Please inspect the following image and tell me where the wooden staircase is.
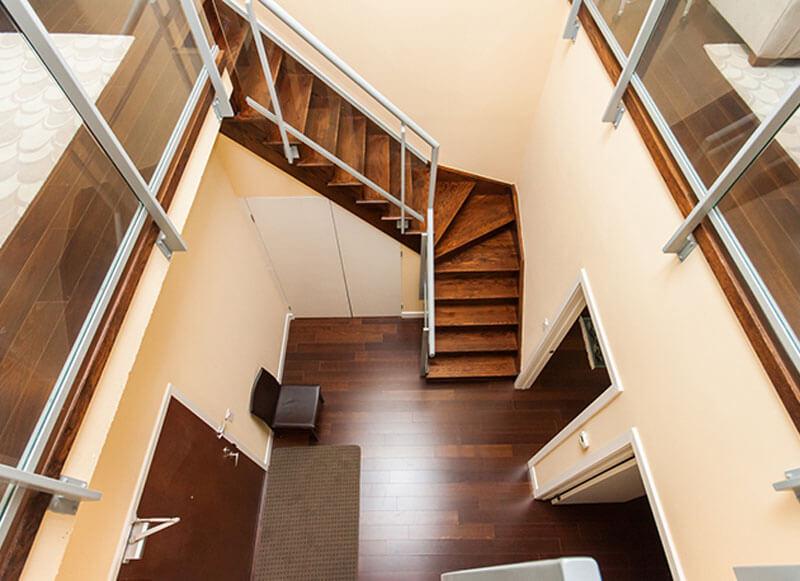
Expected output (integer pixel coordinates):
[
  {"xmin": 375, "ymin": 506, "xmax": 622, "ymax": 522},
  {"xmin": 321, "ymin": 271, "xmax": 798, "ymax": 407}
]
[
  {"xmin": 427, "ymin": 174, "xmax": 521, "ymax": 379},
  {"xmin": 216, "ymin": 7, "xmax": 522, "ymax": 380}
]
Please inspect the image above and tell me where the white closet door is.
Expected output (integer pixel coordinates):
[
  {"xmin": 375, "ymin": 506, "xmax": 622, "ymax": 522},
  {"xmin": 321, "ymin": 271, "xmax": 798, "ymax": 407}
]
[
  {"xmin": 331, "ymin": 203, "xmax": 401, "ymax": 316},
  {"xmin": 247, "ymin": 197, "xmax": 350, "ymax": 317}
]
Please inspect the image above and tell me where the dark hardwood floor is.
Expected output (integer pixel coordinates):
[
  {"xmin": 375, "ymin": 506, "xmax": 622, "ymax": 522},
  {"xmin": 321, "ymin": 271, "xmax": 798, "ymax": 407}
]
[{"xmin": 276, "ymin": 317, "xmax": 671, "ymax": 581}]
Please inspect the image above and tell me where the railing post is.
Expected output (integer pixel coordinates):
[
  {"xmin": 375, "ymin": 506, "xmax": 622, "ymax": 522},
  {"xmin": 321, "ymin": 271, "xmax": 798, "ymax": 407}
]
[
  {"xmin": 426, "ymin": 145, "xmax": 438, "ymax": 358},
  {"xmin": 245, "ymin": 0, "xmax": 298, "ymax": 163},
  {"xmin": 427, "ymin": 207, "xmax": 435, "ymax": 358},
  {"xmin": 178, "ymin": 0, "xmax": 234, "ymax": 119},
  {"xmin": 601, "ymin": 0, "xmax": 666, "ymax": 127},
  {"xmin": 563, "ymin": 0, "xmax": 584, "ymax": 41},
  {"xmin": 3, "ymin": 0, "xmax": 187, "ymax": 256},
  {"xmin": 0, "ymin": 464, "xmax": 101, "ymax": 515},
  {"xmin": 663, "ymin": 79, "xmax": 800, "ymax": 259},
  {"xmin": 400, "ymin": 124, "xmax": 407, "ymax": 234}
]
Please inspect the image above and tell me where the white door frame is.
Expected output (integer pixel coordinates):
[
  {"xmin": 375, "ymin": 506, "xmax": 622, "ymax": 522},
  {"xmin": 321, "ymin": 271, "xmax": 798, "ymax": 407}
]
[
  {"xmin": 517, "ymin": 269, "xmax": 623, "ymax": 464},
  {"xmin": 107, "ymin": 384, "xmax": 268, "ymax": 579},
  {"xmin": 529, "ymin": 428, "xmax": 685, "ymax": 580}
]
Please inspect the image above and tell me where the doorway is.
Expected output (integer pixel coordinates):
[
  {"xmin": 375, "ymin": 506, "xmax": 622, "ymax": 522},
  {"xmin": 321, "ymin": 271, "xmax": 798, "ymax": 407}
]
[
  {"xmin": 116, "ymin": 395, "xmax": 265, "ymax": 580},
  {"xmin": 531, "ymin": 307, "xmax": 611, "ymax": 441}
]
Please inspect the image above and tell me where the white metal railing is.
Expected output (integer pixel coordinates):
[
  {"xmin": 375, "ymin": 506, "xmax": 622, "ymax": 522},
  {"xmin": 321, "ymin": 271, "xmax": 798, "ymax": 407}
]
[
  {"xmin": 230, "ymin": 0, "xmax": 440, "ymax": 358},
  {"xmin": 565, "ymin": 0, "xmax": 800, "ymax": 372},
  {"xmin": 0, "ymin": 0, "xmax": 232, "ymax": 547}
]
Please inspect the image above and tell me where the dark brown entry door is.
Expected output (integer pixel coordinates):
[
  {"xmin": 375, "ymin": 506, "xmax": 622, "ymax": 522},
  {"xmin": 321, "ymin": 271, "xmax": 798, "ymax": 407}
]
[{"xmin": 118, "ymin": 398, "xmax": 265, "ymax": 580}]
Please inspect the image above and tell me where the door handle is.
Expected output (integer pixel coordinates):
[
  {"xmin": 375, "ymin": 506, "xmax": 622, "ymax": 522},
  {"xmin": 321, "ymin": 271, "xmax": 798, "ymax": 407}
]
[{"xmin": 223, "ymin": 446, "xmax": 239, "ymax": 467}]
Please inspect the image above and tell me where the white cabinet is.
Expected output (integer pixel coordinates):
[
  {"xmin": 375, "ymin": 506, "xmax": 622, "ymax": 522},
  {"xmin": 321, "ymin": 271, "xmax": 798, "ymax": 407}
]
[{"xmin": 247, "ymin": 196, "xmax": 401, "ymax": 317}]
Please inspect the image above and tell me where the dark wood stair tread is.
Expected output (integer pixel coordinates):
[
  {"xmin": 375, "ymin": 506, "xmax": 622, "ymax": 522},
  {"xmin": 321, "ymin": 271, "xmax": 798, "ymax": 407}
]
[
  {"xmin": 427, "ymin": 353, "xmax": 517, "ymax": 379},
  {"xmin": 297, "ymin": 94, "xmax": 341, "ymax": 167},
  {"xmin": 435, "ymin": 327, "xmax": 518, "ymax": 353},
  {"xmin": 237, "ymin": 40, "xmax": 283, "ymax": 118},
  {"xmin": 361, "ymin": 134, "xmax": 390, "ymax": 202},
  {"xmin": 329, "ymin": 115, "xmax": 367, "ymax": 186},
  {"xmin": 435, "ymin": 273, "xmax": 519, "ymax": 300},
  {"xmin": 435, "ymin": 192, "xmax": 515, "ymax": 258},
  {"xmin": 435, "ymin": 227, "xmax": 520, "ymax": 273},
  {"xmin": 436, "ymin": 302, "xmax": 518, "ymax": 326},
  {"xmin": 434, "ymin": 180, "xmax": 477, "ymax": 245},
  {"xmin": 264, "ymin": 72, "xmax": 314, "ymax": 144}
]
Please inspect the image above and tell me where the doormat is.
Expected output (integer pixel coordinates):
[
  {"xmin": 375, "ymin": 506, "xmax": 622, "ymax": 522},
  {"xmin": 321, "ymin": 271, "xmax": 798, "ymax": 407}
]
[{"xmin": 253, "ymin": 445, "xmax": 361, "ymax": 580}]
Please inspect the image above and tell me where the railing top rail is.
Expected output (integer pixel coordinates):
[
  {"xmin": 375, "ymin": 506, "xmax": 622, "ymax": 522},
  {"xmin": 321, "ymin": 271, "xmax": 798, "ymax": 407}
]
[{"xmin": 256, "ymin": 0, "xmax": 439, "ymax": 149}]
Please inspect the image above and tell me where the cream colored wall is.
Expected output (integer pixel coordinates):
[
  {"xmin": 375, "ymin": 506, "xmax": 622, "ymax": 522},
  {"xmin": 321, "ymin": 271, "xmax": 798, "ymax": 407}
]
[
  {"xmin": 518, "ymin": 3, "xmax": 800, "ymax": 579},
  {"xmin": 215, "ymin": 135, "xmax": 424, "ymax": 313},
  {"xmin": 36, "ymin": 137, "xmax": 290, "ymax": 581},
  {"xmin": 243, "ymin": 0, "xmax": 564, "ymax": 183}
]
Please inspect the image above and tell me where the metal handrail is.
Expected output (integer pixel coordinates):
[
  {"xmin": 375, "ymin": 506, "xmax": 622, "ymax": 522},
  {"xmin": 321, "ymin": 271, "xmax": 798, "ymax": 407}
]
[
  {"xmin": 234, "ymin": 0, "xmax": 439, "ymax": 356},
  {"xmin": 246, "ymin": 98, "xmax": 425, "ymax": 222},
  {"xmin": 256, "ymin": 0, "xmax": 439, "ymax": 150}
]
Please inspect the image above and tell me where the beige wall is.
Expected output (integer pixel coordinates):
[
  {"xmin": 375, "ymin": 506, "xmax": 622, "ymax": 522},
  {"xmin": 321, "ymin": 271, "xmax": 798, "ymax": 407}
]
[
  {"xmin": 245, "ymin": 0, "xmax": 563, "ymax": 183},
  {"xmin": 215, "ymin": 135, "xmax": 424, "ymax": 313},
  {"xmin": 518, "ymin": 3, "xmax": 800, "ymax": 579},
  {"xmin": 43, "ymin": 138, "xmax": 289, "ymax": 580}
]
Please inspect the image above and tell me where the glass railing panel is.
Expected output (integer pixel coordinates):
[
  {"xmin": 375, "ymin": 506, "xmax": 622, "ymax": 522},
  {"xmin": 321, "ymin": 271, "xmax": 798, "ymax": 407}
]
[
  {"xmin": 0, "ymin": 3, "xmax": 141, "ymax": 472},
  {"xmin": 590, "ymin": 0, "xmax": 650, "ymax": 55},
  {"xmin": 29, "ymin": 0, "xmax": 205, "ymax": 183},
  {"xmin": 715, "ymin": 106, "xmax": 800, "ymax": 350},
  {"xmin": 635, "ymin": 0, "xmax": 796, "ymax": 189}
]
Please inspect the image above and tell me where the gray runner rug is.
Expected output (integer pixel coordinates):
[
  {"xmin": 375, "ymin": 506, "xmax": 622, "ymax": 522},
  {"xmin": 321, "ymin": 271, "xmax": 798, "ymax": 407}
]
[{"xmin": 253, "ymin": 445, "xmax": 361, "ymax": 580}]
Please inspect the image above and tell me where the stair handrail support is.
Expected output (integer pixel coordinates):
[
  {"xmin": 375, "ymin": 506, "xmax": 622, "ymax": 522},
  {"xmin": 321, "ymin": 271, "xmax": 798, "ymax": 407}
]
[{"xmin": 245, "ymin": 0, "xmax": 297, "ymax": 163}]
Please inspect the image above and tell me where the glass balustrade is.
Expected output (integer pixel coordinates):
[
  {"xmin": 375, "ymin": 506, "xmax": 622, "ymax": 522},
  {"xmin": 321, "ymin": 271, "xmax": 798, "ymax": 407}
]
[
  {"xmin": 634, "ymin": 0, "xmax": 796, "ymax": 190},
  {"xmin": 29, "ymin": 0, "xmax": 206, "ymax": 184},
  {"xmin": 591, "ymin": 0, "xmax": 651, "ymax": 55},
  {"xmin": 0, "ymin": 0, "xmax": 143, "ymax": 523},
  {"xmin": 714, "ymin": 106, "xmax": 800, "ymax": 357}
]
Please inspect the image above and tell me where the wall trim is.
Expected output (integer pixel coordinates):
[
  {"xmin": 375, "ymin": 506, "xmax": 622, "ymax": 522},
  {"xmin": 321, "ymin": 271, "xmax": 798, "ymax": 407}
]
[
  {"xmin": 529, "ymin": 428, "xmax": 685, "ymax": 580},
  {"xmin": 108, "ymin": 384, "xmax": 267, "ymax": 579},
  {"xmin": 517, "ymin": 269, "xmax": 623, "ymax": 466},
  {"xmin": 277, "ymin": 311, "xmax": 294, "ymax": 383}
]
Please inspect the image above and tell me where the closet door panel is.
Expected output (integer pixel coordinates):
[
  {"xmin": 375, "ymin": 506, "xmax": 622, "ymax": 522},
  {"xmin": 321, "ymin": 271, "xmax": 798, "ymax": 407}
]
[
  {"xmin": 332, "ymin": 203, "xmax": 401, "ymax": 317},
  {"xmin": 248, "ymin": 197, "xmax": 350, "ymax": 317}
]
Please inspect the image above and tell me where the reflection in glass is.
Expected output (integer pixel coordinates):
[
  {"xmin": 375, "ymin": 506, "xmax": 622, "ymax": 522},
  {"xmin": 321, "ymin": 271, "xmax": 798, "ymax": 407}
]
[
  {"xmin": 30, "ymin": 0, "xmax": 204, "ymax": 182},
  {"xmin": 592, "ymin": 0, "xmax": 650, "ymax": 55},
  {"xmin": 716, "ymin": 107, "xmax": 800, "ymax": 345},
  {"xmin": 0, "ymin": 3, "xmax": 140, "ymax": 469},
  {"xmin": 636, "ymin": 0, "xmax": 796, "ymax": 188}
]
